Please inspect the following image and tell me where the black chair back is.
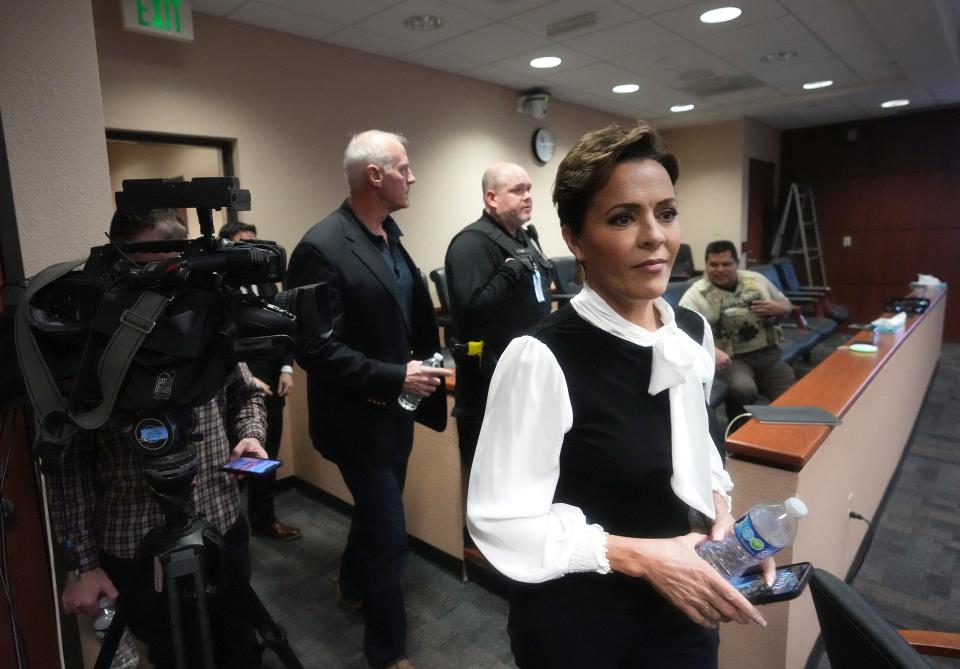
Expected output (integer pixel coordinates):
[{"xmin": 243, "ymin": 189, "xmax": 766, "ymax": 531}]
[
  {"xmin": 428, "ymin": 268, "xmax": 453, "ymax": 331},
  {"xmin": 551, "ymin": 256, "xmax": 582, "ymax": 298},
  {"xmin": 810, "ymin": 569, "xmax": 932, "ymax": 669},
  {"xmin": 672, "ymin": 243, "xmax": 696, "ymax": 280}
]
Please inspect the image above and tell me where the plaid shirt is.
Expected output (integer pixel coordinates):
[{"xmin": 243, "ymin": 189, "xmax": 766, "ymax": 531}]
[{"xmin": 47, "ymin": 364, "xmax": 267, "ymax": 572}]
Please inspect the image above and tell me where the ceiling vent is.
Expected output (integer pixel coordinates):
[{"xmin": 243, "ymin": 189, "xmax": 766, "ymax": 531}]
[
  {"xmin": 546, "ymin": 11, "xmax": 598, "ymax": 37},
  {"xmin": 676, "ymin": 72, "xmax": 765, "ymax": 97}
]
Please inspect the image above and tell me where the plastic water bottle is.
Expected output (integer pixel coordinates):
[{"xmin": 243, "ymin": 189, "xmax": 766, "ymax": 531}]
[
  {"xmin": 698, "ymin": 497, "xmax": 808, "ymax": 579},
  {"xmin": 398, "ymin": 353, "xmax": 444, "ymax": 411},
  {"xmin": 94, "ymin": 596, "xmax": 140, "ymax": 668}
]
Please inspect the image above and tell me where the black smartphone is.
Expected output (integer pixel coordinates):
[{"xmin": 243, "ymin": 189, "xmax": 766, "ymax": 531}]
[
  {"xmin": 731, "ymin": 562, "xmax": 812, "ymax": 605},
  {"xmin": 221, "ymin": 456, "xmax": 282, "ymax": 477}
]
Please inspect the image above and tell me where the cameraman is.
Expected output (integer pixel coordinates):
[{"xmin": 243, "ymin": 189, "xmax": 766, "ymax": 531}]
[
  {"xmin": 47, "ymin": 209, "xmax": 268, "ymax": 668},
  {"xmin": 218, "ymin": 220, "xmax": 301, "ymax": 541},
  {"xmin": 443, "ymin": 162, "xmax": 552, "ymax": 482}
]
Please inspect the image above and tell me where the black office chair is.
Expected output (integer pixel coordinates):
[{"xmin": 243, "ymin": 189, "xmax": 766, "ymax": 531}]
[
  {"xmin": 809, "ymin": 568, "xmax": 960, "ymax": 668},
  {"xmin": 670, "ymin": 243, "xmax": 700, "ymax": 282},
  {"xmin": 772, "ymin": 257, "xmax": 850, "ymax": 324},
  {"xmin": 428, "ymin": 267, "xmax": 453, "ymax": 331},
  {"xmin": 551, "ymin": 256, "xmax": 582, "ymax": 305}
]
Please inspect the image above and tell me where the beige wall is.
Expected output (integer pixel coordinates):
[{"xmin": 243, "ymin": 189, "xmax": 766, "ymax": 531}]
[
  {"xmin": 1, "ymin": 0, "xmax": 113, "ymax": 277},
  {"xmin": 92, "ymin": 1, "xmax": 630, "ymax": 284},
  {"xmin": 662, "ymin": 121, "xmax": 745, "ymax": 262}
]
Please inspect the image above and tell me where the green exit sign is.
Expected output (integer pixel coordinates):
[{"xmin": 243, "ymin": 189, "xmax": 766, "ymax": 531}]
[{"xmin": 122, "ymin": 0, "xmax": 195, "ymax": 42}]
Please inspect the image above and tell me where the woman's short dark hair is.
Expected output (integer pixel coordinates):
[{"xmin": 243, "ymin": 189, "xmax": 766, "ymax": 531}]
[
  {"xmin": 552, "ymin": 122, "xmax": 678, "ymax": 235},
  {"xmin": 705, "ymin": 240, "xmax": 739, "ymax": 262}
]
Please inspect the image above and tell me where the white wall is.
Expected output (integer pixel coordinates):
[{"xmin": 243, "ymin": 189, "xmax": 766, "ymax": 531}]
[{"xmin": 0, "ymin": 0, "xmax": 113, "ymax": 276}]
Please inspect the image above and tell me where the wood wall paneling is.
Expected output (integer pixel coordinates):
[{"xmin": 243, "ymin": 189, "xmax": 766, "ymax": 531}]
[{"xmin": 781, "ymin": 107, "xmax": 960, "ymax": 341}]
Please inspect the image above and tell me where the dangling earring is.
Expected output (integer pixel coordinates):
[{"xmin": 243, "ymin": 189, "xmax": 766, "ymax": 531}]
[{"xmin": 574, "ymin": 260, "xmax": 586, "ymax": 285}]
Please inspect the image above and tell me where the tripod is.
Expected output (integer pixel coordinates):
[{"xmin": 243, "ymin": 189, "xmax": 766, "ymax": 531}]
[{"xmin": 95, "ymin": 410, "xmax": 303, "ymax": 669}]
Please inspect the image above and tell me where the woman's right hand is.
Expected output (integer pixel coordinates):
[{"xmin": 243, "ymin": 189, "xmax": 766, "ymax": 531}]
[{"xmin": 606, "ymin": 533, "xmax": 767, "ymax": 629}]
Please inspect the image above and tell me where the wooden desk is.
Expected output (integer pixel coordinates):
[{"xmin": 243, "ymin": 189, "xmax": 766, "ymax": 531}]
[{"xmin": 718, "ymin": 287, "xmax": 946, "ymax": 669}]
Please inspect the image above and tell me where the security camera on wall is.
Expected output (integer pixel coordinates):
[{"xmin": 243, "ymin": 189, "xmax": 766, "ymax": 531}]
[{"xmin": 517, "ymin": 88, "xmax": 551, "ymax": 119}]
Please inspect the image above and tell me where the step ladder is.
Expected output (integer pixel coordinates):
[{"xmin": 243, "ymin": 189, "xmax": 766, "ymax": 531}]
[{"xmin": 771, "ymin": 183, "xmax": 827, "ymax": 286}]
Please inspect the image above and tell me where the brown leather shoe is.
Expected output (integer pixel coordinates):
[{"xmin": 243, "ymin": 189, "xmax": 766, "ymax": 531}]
[{"xmin": 253, "ymin": 520, "xmax": 302, "ymax": 541}]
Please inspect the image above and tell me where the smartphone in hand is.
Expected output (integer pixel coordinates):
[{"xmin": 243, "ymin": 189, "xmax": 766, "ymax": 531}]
[
  {"xmin": 732, "ymin": 562, "xmax": 812, "ymax": 605},
  {"xmin": 221, "ymin": 456, "xmax": 282, "ymax": 477}
]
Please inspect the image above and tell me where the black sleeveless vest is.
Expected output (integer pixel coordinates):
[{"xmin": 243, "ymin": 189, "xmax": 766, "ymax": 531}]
[{"xmin": 511, "ymin": 304, "xmax": 710, "ymax": 613}]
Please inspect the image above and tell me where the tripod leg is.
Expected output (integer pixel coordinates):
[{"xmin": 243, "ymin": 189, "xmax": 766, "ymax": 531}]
[
  {"xmin": 94, "ymin": 552, "xmax": 152, "ymax": 669},
  {"xmin": 192, "ymin": 566, "xmax": 216, "ymax": 669},
  {"xmin": 166, "ymin": 565, "xmax": 190, "ymax": 669},
  {"xmin": 242, "ymin": 582, "xmax": 305, "ymax": 669}
]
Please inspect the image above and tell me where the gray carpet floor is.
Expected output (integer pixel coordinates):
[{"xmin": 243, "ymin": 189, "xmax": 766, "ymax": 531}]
[{"xmin": 249, "ymin": 341, "xmax": 960, "ymax": 669}]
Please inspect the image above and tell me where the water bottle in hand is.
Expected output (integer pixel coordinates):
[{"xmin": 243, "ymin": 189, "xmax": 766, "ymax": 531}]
[
  {"xmin": 398, "ymin": 352, "xmax": 444, "ymax": 411},
  {"xmin": 94, "ymin": 596, "xmax": 140, "ymax": 668},
  {"xmin": 698, "ymin": 497, "xmax": 808, "ymax": 579}
]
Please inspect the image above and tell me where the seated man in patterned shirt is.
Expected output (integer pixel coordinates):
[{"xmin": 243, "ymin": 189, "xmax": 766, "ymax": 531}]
[
  {"xmin": 47, "ymin": 208, "xmax": 268, "ymax": 668},
  {"xmin": 679, "ymin": 240, "xmax": 796, "ymax": 417}
]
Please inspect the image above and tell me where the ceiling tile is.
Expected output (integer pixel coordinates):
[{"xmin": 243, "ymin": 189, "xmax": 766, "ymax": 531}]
[
  {"xmin": 650, "ymin": 0, "xmax": 789, "ymax": 38},
  {"xmin": 493, "ymin": 44, "xmax": 598, "ymax": 77},
  {"xmin": 504, "ymin": 0, "xmax": 642, "ymax": 39},
  {"xmin": 353, "ymin": 0, "xmax": 492, "ymax": 46},
  {"xmin": 400, "ymin": 47, "xmax": 481, "ymax": 73},
  {"xmin": 466, "ymin": 64, "xmax": 551, "ymax": 91},
  {"xmin": 612, "ymin": 41, "xmax": 721, "ymax": 76},
  {"xmin": 692, "ymin": 16, "xmax": 818, "ymax": 56},
  {"xmin": 646, "ymin": 57, "xmax": 750, "ymax": 89},
  {"xmin": 820, "ymin": 31, "xmax": 895, "ymax": 71},
  {"xmin": 542, "ymin": 62, "xmax": 663, "ymax": 97},
  {"xmin": 191, "ymin": 0, "xmax": 247, "ymax": 16},
  {"xmin": 227, "ymin": 2, "xmax": 344, "ymax": 40},
  {"xmin": 753, "ymin": 57, "xmax": 859, "ymax": 94},
  {"xmin": 561, "ymin": 19, "xmax": 683, "ymax": 59},
  {"xmin": 432, "ymin": 22, "xmax": 551, "ymax": 63},
  {"xmin": 259, "ymin": 0, "xmax": 402, "ymax": 25},
  {"xmin": 706, "ymin": 85, "xmax": 783, "ymax": 105},
  {"xmin": 323, "ymin": 27, "xmax": 422, "ymax": 57},
  {"xmin": 784, "ymin": 0, "xmax": 865, "ymax": 36},
  {"xmin": 723, "ymin": 39, "xmax": 833, "ymax": 75},
  {"xmin": 441, "ymin": 0, "xmax": 557, "ymax": 21},
  {"xmin": 855, "ymin": 62, "xmax": 904, "ymax": 83},
  {"xmin": 615, "ymin": 0, "xmax": 701, "ymax": 16}
]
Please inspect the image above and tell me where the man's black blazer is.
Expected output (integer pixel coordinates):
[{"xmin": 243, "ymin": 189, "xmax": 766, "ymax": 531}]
[{"xmin": 285, "ymin": 200, "xmax": 446, "ymax": 468}]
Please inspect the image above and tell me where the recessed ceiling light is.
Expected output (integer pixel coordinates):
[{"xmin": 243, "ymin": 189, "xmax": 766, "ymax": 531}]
[
  {"xmin": 530, "ymin": 56, "xmax": 562, "ymax": 69},
  {"xmin": 880, "ymin": 98, "xmax": 910, "ymax": 108},
  {"xmin": 802, "ymin": 79, "xmax": 833, "ymax": 90},
  {"xmin": 761, "ymin": 50, "xmax": 798, "ymax": 63},
  {"xmin": 699, "ymin": 7, "xmax": 742, "ymax": 24},
  {"xmin": 671, "ymin": 104, "xmax": 695, "ymax": 113},
  {"xmin": 402, "ymin": 14, "xmax": 444, "ymax": 31},
  {"xmin": 612, "ymin": 84, "xmax": 640, "ymax": 94}
]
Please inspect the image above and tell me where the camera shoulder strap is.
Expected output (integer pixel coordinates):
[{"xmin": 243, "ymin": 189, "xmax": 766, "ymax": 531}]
[{"xmin": 15, "ymin": 259, "xmax": 172, "ymax": 448}]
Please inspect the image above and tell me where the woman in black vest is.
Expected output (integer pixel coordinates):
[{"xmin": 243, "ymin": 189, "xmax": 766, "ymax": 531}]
[{"xmin": 467, "ymin": 123, "xmax": 774, "ymax": 669}]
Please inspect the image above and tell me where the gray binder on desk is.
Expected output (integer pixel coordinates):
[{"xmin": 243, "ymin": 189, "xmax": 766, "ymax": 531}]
[{"xmin": 745, "ymin": 405, "xmax": 841, "ymax": 426}]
